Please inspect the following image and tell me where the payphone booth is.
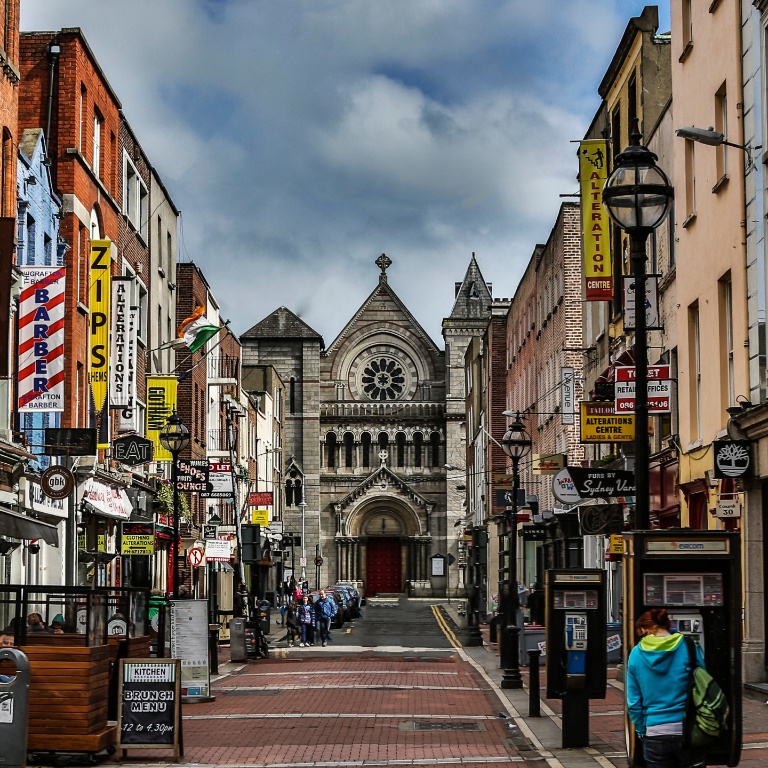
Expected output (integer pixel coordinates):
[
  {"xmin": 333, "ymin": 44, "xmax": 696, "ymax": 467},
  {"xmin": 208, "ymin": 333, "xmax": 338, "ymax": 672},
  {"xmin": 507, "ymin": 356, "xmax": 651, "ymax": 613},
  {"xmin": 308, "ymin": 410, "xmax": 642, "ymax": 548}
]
[
  {"xmin": 546, "ymin": 569, "xmax": 607, "ymax": 747},
  {"xmin": 623, "ymin": 530, "xmax": 741, "ymax": 767}
]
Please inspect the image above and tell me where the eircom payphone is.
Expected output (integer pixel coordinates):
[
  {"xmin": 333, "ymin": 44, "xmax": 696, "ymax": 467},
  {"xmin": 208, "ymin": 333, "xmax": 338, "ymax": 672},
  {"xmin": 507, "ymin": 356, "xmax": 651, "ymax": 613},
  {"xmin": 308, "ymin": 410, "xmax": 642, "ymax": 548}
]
[
  {"xmin": 546, "ymin": 569, "xmax": 607, "ymax": 747},
  {"xmin": 623, "ymin": 531, "xmax": 741, "ymax": 767}
]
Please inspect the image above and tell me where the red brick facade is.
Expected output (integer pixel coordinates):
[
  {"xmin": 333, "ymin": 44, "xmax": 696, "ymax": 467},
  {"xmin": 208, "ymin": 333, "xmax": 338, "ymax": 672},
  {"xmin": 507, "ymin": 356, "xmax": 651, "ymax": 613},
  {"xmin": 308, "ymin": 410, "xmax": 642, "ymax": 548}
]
[{"xmin": 19, "ymin": 30, "xmax": 122, "ymax": 429}]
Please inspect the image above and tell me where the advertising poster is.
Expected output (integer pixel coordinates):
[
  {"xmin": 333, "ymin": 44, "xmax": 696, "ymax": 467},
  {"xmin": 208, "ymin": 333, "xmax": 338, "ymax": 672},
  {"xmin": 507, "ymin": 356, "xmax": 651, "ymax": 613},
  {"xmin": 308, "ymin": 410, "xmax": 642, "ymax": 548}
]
[
  {"xmin": 146, "ymin": 376, "xmax": 178, "ymax": 461},
  {"xmin": 169, "ymin": 600, "xmax": 212, "ymax": 701}
]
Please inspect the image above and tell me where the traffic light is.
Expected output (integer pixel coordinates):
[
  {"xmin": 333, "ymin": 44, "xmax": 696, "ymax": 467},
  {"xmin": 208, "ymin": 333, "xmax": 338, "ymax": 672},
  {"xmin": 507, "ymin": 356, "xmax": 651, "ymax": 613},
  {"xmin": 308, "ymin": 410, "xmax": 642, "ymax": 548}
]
[{"xmin": 241, "ymin": 524, "xmax": 261, "ymax": 563}]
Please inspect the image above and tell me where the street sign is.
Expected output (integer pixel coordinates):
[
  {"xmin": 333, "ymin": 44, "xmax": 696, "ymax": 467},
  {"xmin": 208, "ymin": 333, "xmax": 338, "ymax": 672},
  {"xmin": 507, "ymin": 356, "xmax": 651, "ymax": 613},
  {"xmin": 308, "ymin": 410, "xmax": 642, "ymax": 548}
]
[
  {"xmin": 187, "ymin": 546, "xmax": 204, "ymax": 567},
  {"xmin": 40, "ymin": 465, "xmax": 75, "ymax": 500},
  {"xmin": 299, "ymin": 557, "xmax": 307, "ymax": 567},
  {"xmin": 495, "ymin": 488, "xmax": 526, "ymax": 507},
  {"xmin": 314, "ymin": 556, "xmax": 323, "ymax": 566}
]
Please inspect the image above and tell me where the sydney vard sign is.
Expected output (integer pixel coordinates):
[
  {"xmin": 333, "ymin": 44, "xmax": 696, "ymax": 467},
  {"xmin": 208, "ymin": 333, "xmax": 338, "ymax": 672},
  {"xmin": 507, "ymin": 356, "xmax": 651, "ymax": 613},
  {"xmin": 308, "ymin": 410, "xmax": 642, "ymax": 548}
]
[{"xmin": 566, "ymin": 467, "xmax": 636, "ymax": 499}]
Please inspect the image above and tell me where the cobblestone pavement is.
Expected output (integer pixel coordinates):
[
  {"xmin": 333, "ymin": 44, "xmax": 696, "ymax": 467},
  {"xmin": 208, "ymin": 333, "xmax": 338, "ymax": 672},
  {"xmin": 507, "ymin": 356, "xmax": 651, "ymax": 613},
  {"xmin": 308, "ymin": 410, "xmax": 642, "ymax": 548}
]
[{"xmin": 92, "ymin": 599, "xmax": 768, "ymax": 768}]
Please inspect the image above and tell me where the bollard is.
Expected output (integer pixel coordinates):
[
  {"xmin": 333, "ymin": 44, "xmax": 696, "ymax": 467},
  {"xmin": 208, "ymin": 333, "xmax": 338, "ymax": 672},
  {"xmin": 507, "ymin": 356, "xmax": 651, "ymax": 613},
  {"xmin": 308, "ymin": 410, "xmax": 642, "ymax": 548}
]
[
  {"xmin": 0, "ymin": 648, "xmax": 30, "ymax": 768},
  {"xmin": 209, "ymin": 624, "xmax": 220, "ymax": 675},
  {"xmin": 527, "ymin": 649, "xmax": 541, "ymax": 717}
]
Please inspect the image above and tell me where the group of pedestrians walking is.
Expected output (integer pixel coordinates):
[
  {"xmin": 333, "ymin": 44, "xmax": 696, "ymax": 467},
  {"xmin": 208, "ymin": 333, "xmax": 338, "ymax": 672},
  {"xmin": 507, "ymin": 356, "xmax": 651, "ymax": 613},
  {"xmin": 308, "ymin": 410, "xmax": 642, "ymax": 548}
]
[{"xmin": 280, "ymin": 587, "xmax": 337, "ymax": 647}]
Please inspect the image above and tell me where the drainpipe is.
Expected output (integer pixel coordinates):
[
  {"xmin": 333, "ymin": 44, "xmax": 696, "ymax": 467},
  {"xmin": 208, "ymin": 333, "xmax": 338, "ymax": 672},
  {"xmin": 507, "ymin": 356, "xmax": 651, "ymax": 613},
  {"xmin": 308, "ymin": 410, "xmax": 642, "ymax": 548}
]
[{"xmin": 45, "ymin": 42, "xmax": 61, "ymax": 150}]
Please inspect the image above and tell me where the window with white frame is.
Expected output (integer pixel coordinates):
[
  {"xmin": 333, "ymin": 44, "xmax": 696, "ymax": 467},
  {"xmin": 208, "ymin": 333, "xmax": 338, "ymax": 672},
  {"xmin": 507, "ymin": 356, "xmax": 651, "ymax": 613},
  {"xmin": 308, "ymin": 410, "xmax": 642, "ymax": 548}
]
[
  {"xmin": 123, "ymin": 152, "xmax": 148, "ymax": 238},
  {"xmin": 93, "ymin": 111, "xmax": 102, "ymax": 177}
]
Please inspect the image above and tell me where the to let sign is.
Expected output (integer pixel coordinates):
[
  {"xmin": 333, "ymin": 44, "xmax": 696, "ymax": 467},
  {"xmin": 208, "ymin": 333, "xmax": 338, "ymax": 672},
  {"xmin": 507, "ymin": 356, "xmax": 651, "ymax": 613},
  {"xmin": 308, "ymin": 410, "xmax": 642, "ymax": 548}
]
[{"xmin": 614, "ymin": 366, "xmax": 672, "ymax": 413}]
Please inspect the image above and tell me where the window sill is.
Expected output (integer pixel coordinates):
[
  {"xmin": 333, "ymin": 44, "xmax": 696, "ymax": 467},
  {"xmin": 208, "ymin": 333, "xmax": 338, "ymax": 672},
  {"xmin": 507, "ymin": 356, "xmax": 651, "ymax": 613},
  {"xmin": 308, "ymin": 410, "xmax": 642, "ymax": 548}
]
[
  {"xmin": 682, "ymin": 212, "xmax": 697, "ymax": 228},
  {"xmin": 678, "ymin": 40, "xmax": 693, "ymax": 63},
  {"xmin": 712, "ymin": 174, "xmax": 729, "ymax": 194},
  {"xmin": 76, "ymin": 301, "xmax": 89, "ymax": 315}
]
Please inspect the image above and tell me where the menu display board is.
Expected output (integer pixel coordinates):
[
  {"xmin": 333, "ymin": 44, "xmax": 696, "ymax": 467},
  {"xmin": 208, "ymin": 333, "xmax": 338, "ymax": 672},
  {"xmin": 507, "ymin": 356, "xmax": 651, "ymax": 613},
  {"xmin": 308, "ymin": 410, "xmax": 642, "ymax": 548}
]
[
  {"xmin": 169, "ymin": 599, "xmax": 213, "ymax": 701},
  {"xmin": 118, "ymin": 659, "xmax": 182, "ymax": 757}
]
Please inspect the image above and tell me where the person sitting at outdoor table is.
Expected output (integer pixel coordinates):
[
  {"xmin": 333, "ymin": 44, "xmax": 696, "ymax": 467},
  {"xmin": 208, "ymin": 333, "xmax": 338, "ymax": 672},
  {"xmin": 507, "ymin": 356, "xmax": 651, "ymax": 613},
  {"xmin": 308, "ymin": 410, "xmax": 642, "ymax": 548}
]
[
  {"xmin": 27, "ymin": 612, "xmax": 46, "ymax": 632},
  {"xmin": 49, "ymin": 614, "xmax": 66, "ymax": 633}
]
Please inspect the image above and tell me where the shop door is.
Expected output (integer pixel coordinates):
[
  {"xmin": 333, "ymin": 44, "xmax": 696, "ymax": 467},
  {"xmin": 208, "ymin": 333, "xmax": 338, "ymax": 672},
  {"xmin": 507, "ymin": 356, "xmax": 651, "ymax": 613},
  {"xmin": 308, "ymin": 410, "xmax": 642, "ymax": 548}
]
[{"xmin": 366, "ymin": 538, "xmax": 402, "ymax": 595}]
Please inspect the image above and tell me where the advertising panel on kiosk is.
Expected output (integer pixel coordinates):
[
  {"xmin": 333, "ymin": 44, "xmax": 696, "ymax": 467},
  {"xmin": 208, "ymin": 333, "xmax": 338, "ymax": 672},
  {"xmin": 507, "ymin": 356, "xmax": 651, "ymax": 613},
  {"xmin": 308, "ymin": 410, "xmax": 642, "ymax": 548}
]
[{"xmin": 623, "ymin": 531, "xmax": 741, "ymax": 767}]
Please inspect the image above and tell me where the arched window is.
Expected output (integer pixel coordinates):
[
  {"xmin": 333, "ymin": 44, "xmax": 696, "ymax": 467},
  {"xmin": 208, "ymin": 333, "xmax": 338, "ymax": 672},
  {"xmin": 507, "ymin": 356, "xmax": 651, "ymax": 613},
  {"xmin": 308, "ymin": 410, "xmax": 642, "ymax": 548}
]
[
  {"xmin": 344, "ymin": 432, "xmax": 354, "ymax": 468},
  {"xmin": 361, "ymin": 432, "xmax": 372, "ymax": 468},
  {"xmin": 413, "ymin": 432, "xmax": 423, "ymax": 468},
  {"xmin": 395, "ymin": 432, "xmax": 406, "ymax": 468},
  {"xmin": 326, "ymin": 433, "xmax": 337, "ymax": 469},
  {"xmin": 430, "ymin": 433, "xmax": 441, "ymax": 468},
  {"xmin": 378, "ymin": 432, "xmax": 389, "ymax": 450}
]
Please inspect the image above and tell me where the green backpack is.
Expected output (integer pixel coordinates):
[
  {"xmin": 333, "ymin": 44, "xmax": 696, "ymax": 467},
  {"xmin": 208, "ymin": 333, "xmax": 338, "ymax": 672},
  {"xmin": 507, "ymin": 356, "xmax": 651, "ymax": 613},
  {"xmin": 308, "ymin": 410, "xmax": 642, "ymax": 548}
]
[{"xmin": 683, "ymin": 637, "xmax": 729, "ymax": 749}]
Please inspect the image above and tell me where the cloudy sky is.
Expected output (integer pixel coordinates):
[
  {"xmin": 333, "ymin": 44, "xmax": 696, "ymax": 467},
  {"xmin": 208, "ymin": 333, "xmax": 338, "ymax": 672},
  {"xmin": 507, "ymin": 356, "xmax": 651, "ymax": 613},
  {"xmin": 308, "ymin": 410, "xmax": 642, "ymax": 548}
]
[{"xmin": 20, "ymin": 1, "xmax": 670, "ymax": 345}]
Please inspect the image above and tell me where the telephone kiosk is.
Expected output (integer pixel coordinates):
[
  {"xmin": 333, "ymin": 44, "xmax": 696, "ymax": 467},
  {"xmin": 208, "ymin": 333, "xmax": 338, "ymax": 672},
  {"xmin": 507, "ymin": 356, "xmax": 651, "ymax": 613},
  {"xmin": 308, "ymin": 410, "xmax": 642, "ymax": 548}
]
[
  {"xmin": 545, "ymin": 569, "xmax": 607, "ymax": 748},
  {"xmin": 623, "ymin": 531, "xmax": 741, "ymax": 767}
]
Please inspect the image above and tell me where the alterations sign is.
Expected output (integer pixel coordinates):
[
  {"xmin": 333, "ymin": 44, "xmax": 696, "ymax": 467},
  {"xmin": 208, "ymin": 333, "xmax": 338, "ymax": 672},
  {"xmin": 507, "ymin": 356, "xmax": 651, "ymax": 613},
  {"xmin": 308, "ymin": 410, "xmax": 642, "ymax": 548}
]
[
  {"xmin": 579, "ymin": 140, "xmax": 611, "ymax": 301},
  {"xmin": 121, "ymin": 523, "xmax": 155, "ymax": 556},
  {"xmin": 580, "ymin": 401, "xmax": 634, "ymax": 443},
  {"xmin": 18, "ymin": 266, "xmax": 66, "ymax": 411}
]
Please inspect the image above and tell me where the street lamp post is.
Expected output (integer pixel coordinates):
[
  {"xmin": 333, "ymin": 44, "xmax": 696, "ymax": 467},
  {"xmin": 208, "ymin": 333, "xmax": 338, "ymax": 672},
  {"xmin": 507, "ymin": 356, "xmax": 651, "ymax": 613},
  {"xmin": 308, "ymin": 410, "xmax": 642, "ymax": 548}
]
[
  {"xmin": 602, "ymin": 119, "xmax": 673, "ymax": 530},
  {"xmin": 499, "ymin": 412, "xmax": 532, "ymax": 689},
  {"xmin": 159, "ymin": 411, "xmax": 191, "ymax": 599},
  {"xmin": 299, "ymin": 501, "xmax": 307, "ymax": 584}
]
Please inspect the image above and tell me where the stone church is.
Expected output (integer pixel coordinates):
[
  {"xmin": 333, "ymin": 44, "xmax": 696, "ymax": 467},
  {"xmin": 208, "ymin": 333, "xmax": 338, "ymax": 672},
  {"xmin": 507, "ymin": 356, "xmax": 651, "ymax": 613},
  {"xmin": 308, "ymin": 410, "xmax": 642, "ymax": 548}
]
[{"xmin": 241, "ymin": 254, "xmax": 492, "ymax": 597}]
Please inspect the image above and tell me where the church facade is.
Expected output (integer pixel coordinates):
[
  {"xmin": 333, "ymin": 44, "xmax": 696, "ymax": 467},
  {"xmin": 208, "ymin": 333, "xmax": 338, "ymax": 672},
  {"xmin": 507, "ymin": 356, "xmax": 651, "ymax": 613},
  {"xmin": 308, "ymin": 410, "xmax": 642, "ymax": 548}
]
[{"xmin": 240, "ymin": 255, "xmax": 492, "ymax": 597}]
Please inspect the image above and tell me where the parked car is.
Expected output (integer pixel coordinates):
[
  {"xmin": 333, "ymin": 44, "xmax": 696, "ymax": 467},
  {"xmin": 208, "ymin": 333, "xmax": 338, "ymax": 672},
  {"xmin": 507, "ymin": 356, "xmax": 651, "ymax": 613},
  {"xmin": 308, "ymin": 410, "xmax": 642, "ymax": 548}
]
[{"xmin": 331, "ymin": 584, "xmax": 361, "ymax": 618}]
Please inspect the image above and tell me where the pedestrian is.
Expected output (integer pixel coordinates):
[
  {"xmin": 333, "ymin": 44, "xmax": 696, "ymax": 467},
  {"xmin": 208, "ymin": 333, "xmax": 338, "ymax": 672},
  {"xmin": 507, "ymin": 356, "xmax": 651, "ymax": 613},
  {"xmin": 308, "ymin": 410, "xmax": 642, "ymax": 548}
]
[
  {"xmin": 314, "ymin": 589, "xmax": 337, "ymax": 647},
  {"xmin": 626, "ymin": 607, "xmax": 706, "ymax": 768},
  {"xmin": 528, "ymin": 583, "xmax": 545, "ymax": 625},
  {"xmin": 285, "ymin": 601, "xmax": 299, "ymax": 647},
  {"xmin": 296, "ymin": 594, "xmax": 315, "ymax": 646}
]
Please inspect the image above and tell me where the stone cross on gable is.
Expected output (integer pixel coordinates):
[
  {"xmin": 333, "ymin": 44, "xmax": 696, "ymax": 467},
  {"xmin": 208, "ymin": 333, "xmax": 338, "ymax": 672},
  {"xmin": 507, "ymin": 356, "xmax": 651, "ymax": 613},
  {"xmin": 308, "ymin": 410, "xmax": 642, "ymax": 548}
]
[
  {"xmin": 379, "ymin": 450, "xmax": 388, "ymax": 466},
  {"xmin": 376, "ymin": 253, "xmax": 392, "ymax": 283}
]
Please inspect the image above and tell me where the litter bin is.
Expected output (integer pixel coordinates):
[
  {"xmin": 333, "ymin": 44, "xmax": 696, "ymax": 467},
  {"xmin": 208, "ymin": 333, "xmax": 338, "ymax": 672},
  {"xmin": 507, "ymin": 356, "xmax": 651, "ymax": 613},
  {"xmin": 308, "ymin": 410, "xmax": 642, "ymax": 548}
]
[
  {"xmin": 520, "ymin": 624, "xmax": 546, "ymax": 666},
  {"xmin": 606, "ymin": 622, "xmax": 622, "ymax": 663},
  {"xmin": 230, "ymin": 617, "xmax": 248, "ymax": 662},
  {"xmin": 0, "ymin": 648, "xmax": 30, "ymax": 768},
  {"xmin": 257, "ymin": 600, "xmax": 270, "ymax": 634}
]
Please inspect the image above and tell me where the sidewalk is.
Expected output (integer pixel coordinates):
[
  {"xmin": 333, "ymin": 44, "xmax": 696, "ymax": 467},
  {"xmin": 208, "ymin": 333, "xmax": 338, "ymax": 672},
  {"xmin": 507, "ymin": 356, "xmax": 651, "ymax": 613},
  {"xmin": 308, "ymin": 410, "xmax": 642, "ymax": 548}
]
[{"xmin": 441, "ymin": 603, "xmax": 768, "ymax": 768}]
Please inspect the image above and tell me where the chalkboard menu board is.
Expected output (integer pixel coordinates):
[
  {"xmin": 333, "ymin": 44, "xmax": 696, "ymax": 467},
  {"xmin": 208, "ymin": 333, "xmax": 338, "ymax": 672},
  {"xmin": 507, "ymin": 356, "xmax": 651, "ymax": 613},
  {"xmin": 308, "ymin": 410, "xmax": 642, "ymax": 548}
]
[{"xmin": 118, "ymin": 659, "xmax": 182, "ymax": 757}]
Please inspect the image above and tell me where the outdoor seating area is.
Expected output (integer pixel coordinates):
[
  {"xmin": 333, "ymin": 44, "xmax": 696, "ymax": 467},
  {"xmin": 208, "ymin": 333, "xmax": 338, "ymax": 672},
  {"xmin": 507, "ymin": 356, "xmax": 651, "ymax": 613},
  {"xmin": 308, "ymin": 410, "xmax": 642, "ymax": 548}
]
[{"xmin": 0, "ymin": 585, "xmax": 150, "ymax": 756}]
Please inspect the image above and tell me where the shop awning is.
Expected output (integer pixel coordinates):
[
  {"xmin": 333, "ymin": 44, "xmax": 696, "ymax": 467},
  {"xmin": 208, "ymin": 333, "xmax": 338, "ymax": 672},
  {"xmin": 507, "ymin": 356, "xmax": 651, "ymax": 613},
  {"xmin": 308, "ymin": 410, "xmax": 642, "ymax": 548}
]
[{"xmin": 0, "ymin": 505, "xmax": 59, "ymax": 545}]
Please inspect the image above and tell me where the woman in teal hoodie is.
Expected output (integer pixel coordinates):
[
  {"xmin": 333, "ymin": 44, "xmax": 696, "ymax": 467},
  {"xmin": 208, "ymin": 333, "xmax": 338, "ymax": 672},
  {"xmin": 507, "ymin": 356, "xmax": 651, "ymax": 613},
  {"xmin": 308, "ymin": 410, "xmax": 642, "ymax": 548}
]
[{"xmin": 626, "ymin": 608, "xmax": 706, "ymax": 768}]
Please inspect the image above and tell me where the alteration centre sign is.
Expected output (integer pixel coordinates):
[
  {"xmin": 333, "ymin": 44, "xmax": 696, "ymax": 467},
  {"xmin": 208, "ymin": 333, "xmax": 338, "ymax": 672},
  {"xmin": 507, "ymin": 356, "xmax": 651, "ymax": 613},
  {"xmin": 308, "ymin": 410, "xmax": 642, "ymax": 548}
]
[{"xmin": 580, "ymin": 401, "xmax": 634, "ymax": 443}]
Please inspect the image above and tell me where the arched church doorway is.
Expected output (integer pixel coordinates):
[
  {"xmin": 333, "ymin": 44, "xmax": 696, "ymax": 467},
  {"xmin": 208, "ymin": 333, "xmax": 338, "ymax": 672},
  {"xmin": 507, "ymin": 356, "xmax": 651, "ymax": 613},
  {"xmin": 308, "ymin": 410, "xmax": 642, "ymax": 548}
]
[{"xmin": 366, "ymin": 537, "xmax": 401, "ymax": 595}]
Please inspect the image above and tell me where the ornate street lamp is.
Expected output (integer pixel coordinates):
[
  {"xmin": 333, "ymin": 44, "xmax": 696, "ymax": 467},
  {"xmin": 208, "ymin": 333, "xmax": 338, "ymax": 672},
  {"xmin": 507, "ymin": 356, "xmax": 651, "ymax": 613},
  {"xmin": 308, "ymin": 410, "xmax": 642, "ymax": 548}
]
[
  {"xmin": 159, "ymin": 411, "xmax": 191, "ymax": 599},
  {"xmin": 499, "ymin": 412, "xmax": 532, "ymax": 689},
  {"xmin": 602, "ymin": 119, "xmax": 673, "ymax": 530}
]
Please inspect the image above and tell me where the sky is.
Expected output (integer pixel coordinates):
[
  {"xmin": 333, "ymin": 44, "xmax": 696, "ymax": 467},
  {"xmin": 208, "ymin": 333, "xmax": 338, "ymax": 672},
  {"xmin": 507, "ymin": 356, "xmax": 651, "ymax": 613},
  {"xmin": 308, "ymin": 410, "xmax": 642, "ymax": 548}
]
[{"xmin": 20, "ymin": 1, "xmax": 671, "ymax": 346}]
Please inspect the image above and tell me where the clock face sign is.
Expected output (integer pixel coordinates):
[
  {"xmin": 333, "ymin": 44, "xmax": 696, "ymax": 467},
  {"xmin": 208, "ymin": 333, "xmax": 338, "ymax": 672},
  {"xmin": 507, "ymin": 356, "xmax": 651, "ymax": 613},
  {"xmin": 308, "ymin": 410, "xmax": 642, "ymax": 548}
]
[{"xmin": 40, "ymin": 465, "xmax": 75, "ymax": 500}]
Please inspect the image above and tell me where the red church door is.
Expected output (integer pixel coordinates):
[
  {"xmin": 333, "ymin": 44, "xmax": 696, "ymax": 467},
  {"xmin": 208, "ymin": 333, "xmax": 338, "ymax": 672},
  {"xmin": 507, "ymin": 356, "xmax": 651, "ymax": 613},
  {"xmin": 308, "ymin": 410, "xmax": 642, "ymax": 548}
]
[{"xmin": 366, "ymin": 538, "xmax": 402, "ymax": 596}]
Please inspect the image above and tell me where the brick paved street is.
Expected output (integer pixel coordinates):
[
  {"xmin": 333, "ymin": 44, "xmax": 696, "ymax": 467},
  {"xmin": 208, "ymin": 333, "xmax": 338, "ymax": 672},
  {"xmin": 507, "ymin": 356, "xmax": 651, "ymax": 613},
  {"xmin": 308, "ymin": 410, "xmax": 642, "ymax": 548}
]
[{"xmin": 95, "ymin": 599, "xmax": 768, "ymax": 768}]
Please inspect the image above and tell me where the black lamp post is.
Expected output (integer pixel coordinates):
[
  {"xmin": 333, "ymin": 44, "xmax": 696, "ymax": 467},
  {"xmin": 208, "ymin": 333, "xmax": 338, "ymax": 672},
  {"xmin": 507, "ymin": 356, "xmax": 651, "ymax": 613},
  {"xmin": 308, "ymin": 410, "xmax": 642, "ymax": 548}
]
[
  {"xmin": 499, "ymin": 412, "xmax": 532, "ymax": 689},
  {"xmin": 160, "ymin": 410, "xmax": 191, "ymax": 599},
  {"xmin": 602, "ymin": 119, "xmax": 673, "ymax": 530}
]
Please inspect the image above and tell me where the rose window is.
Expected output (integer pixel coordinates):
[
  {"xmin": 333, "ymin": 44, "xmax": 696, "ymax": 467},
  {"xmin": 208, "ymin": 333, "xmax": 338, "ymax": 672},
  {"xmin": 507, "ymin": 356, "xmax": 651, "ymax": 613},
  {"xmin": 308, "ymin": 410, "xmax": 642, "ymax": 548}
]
[{"xmin": 361, "ymin": 357, "xmax": 406, "ymax": 400}]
